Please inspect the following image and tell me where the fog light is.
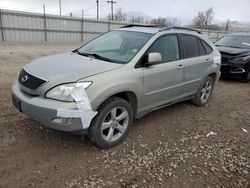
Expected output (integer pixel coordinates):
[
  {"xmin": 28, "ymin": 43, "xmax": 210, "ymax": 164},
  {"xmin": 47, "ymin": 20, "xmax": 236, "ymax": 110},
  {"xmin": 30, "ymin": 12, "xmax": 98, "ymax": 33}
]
[
  {"xmin": 230, "ymin": 68, "xmax": 245, "ymax": 74},
  {"xmin": 52, "ymin": 118, "xmax": 72, "ymax": 125}
]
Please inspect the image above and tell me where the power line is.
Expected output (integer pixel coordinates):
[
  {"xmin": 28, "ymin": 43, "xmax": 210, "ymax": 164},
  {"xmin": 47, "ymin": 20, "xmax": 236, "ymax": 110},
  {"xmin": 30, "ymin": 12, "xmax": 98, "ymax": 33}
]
[
  {"xmin": 107, "ymin": 0, "xmax": 117, "ymax": 20},
  {"xmin": 85, "ymin": 4, "xmax": 96, "ymax": 10}
]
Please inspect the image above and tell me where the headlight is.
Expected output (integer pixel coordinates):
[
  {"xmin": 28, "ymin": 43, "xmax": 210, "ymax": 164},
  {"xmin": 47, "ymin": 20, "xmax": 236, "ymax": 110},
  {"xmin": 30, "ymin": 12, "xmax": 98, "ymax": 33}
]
[
  {"xmin": 45, "ymin": 82, "xmax": 92, "ymax": 102},
  {"xmin": 241, "ymin": 55, "xmax": 250, "ymax": 62},
  {"xmin": 234, "ymin": 55, "xmax": 250, "ymax": 62}
]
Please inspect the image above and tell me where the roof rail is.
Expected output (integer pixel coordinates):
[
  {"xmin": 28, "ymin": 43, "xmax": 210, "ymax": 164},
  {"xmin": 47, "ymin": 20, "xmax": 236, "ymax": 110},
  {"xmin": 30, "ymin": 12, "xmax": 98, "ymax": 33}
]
[
  {"xmin": 160, "ymin": 27, "xmax": 202, "ymax": 34},
  {"xmin": 120, "ymin": 25, "xmax": 203, "ymax": 34},
  {"xmin": 120, "ymin": 24, "xmax": 159, "ymax": 28}
]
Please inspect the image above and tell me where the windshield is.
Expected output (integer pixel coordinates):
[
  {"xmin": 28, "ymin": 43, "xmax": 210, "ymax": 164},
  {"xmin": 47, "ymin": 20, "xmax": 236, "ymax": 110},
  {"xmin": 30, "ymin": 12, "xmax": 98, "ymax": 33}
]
[
  {"xmin": 215, "ymin": 35, "xmax": 250, "ymax": 49},
  {"xmin": 77, "ymin": 30, "xmax": 152, "ymax": 64}
]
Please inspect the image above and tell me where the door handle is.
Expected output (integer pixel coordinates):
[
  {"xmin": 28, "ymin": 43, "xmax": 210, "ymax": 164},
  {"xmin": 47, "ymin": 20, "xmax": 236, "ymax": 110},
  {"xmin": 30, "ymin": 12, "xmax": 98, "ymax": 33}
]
[
  {"xmin": 177, "ymin": 64, "xmax": 184, "ymax": 69},
  {"xmin": 204, "ymin": 58, "xmax": 210, "ymax": 63}
]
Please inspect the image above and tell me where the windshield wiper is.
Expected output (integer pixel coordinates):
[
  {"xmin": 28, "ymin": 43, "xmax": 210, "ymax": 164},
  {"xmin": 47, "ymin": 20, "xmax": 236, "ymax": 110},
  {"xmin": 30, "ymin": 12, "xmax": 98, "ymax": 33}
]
[
  {"xmin": 75, "ymin": 50, "xmax": 124, "ymax": 63},
  {"xmin": 79, "ymin": 52, "xmax": 114, "ymax": 62},
  {"xmin": 227, "ymin": 46, "xmax": 242, "ymax": 49},
  {"xmin": 215, "ymin": 45, "xmax": 243, "ymax": 49},
  {"xmin": 74, "ymin": 50, "xmax": 89, "ymax": 57}
]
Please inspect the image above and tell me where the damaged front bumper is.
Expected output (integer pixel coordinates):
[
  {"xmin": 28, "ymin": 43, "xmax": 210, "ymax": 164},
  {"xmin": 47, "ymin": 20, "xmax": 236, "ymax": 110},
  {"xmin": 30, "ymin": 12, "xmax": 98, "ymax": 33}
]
[
  {"xmin": 11, "ymin": 83, "xmax": 89, "ymax": 135},
  {"xmin": 220, "ymin": 60, "xmax": 248, "ymax": 78}
]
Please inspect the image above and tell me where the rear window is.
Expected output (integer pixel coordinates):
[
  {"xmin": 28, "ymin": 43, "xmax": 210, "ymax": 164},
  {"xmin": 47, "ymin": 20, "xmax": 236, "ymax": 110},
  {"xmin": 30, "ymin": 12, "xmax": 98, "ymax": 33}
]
[{"xmin": 181, "ymin": 35, "xmax": 200, "ymax": 58}]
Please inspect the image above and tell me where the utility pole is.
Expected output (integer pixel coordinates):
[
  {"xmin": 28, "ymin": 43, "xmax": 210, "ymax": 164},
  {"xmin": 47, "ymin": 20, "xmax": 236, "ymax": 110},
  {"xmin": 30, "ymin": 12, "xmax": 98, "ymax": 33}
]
[
  {"xmin": 43, "ymin": 4, "xmax": 47, "ymax": 41},
  {"xmin": 96, "ymin": 0, "xmax": 99, "ymax": 19},
  {"xmin": 225, "ymin": 19, "xmax": 230, "ymax": 32},
  {"xmin": 107, "ymin": 0, "xmax": 117, "ymax": 20},
  {"xmin": 0, "ymin": 9, "xmax": 5, "ymax": 41},
  {"xmin": 59, "ymin": 0, "xmax": 61, "ymax": 16},
  {"xmin": 81, "ymin": 9, "xmax": 84, "ymax": 41}
]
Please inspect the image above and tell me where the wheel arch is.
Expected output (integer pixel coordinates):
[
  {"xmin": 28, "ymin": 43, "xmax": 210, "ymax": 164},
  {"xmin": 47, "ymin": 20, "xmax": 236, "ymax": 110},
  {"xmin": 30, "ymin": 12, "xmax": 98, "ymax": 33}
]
[
  {"xmin": 110, "ymin": 91, "xmax": 138, "ymax": 117},
  {"xmin": 93, "ymin": 90, "xmax": 139, "ymax": 118},
  {"xmin": 207, "ymin": 72, "xmax": 217, "ymax": 82}
]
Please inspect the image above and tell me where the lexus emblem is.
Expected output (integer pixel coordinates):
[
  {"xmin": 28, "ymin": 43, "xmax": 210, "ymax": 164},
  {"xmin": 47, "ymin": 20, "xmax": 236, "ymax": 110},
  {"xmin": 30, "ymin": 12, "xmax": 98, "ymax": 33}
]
[{"xmin": 21, "ymin": 75, "xmax": 29, "ymax": 82}]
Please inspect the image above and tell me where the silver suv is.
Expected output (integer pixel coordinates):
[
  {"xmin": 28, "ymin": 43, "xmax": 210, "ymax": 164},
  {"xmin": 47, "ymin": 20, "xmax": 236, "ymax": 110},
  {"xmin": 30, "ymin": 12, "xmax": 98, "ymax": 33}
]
[{"xmin": 12, "ymin": 25, "xmax": 221, "ymax": 148}]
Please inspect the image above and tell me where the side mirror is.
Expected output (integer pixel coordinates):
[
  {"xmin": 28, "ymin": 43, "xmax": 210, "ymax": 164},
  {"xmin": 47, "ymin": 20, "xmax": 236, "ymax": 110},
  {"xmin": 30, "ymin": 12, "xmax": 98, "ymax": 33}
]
[{"xmin": 148, "ymin": 52, "xmax": 162, "ymax": 64}]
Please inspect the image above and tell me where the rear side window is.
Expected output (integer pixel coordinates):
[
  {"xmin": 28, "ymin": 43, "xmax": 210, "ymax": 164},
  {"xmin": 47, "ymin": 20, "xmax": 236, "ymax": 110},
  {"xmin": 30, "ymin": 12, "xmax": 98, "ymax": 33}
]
[
  {"xmin": 197, "ymin": 39, "xmax": 207, "ymax": 56},
  {"xmin": 201, "ymin": 40, "xmax": 213, "ymax": 54},
  {"xmin": 181, "ymin": 35, "xmax": 199, "ymax": 58}
]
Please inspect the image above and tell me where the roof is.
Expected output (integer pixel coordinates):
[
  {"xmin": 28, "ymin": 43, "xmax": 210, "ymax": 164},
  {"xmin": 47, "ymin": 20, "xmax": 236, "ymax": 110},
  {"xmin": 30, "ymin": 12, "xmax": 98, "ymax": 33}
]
[
  {"xmin": 117, "ymin": 25, "xmax": 202, "ymax": 35},
  {"xmin": 118, "ymin": 26, "xmax": 161, "ymax": 34}
]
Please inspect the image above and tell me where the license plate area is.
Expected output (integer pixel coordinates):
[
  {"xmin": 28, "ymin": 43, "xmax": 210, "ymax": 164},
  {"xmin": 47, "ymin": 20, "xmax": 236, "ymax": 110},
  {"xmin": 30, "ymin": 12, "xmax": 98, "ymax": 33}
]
[{"xmin": 12, "ymin": 95, "xmax": 22, "ymax": 112}]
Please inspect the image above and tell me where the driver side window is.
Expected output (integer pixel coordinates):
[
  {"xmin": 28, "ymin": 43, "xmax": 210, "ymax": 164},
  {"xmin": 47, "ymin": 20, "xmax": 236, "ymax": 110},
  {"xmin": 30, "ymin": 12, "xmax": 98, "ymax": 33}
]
[{"xmin": 148, "ymin": 35, "xmax": 180, "ymax": 63}]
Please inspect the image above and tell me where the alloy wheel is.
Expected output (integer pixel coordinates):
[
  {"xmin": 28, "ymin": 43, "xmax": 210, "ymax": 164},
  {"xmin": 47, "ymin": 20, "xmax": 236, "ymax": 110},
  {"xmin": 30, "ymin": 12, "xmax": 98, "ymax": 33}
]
[
  {"xmin": 200, "ymin": 80, "xmax": 212, "ymax": 103},
  {"xmin": 101, "ymin": 107, "xmax": 129, "ymax": 142}
]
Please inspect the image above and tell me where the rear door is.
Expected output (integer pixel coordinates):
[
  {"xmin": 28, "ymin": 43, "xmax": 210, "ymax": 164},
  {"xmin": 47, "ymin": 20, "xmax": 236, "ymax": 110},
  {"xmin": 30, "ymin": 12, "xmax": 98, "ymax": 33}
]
[
  {"xmin": 141, "ymin": 35, "xmax": 185, "ymax": 111},
  {"xmin": 180, "ymin": 34, "xmax": 213, "ymax": 95}
]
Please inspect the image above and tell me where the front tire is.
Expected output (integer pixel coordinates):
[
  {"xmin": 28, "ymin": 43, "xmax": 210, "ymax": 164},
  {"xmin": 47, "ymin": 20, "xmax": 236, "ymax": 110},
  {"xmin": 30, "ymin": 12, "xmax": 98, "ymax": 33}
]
[
  {"xmin": 192, "ymin": 76, "xmax": 214, "ymax": 106},
  {"xmin": 242, "ymin": 68, "xmax": 250, "ymax": 83},
  {"xmin": 88, "ymin": 97, "xmax": 133, "ymax": 149}
]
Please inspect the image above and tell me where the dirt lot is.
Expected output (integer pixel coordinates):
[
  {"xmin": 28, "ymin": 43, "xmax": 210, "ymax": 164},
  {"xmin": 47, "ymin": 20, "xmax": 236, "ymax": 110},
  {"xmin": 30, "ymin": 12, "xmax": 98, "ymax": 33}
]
[{"xmin": 0, "ymin": 43, "xmax": 249, "ymax": 188}]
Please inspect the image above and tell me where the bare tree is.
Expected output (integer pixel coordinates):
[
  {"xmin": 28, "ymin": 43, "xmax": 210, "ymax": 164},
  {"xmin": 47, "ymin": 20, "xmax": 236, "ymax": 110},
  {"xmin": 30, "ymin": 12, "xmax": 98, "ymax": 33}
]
[
  {"xmin": 111, "ymin": 9, "xmax": 149, "ymax": 23},
  {"xmin": 165, "ymin": 17, "xmax": 181, "ymax": 27},
  {"xmin": 225, "ymin": 19, "xmax": 230, "ymax": 31},
  {"xmin": 151, "ymin": 17, "xmax": 167, "ymax": 26},
  {"xmin": 113, "ymin": 8, "xmax": 126, "ymax": 21},
  {"xmin": 151, "ymin": 17, "xmax": 181, "ymax": 27},
  {"xmin": 131, "ymin": 15, "xmax": 144, "ymax": 23},
  {"xmin": 193, "ymin": 7, "xmax": 214, "ymax": 29}
]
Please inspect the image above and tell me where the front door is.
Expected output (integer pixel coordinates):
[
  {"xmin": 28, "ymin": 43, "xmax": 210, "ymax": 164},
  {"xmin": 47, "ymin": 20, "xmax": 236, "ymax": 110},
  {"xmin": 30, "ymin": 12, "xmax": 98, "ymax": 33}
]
[{"xmin": 141, "ymin": 35, "xmax": 185, "ymax": 111}]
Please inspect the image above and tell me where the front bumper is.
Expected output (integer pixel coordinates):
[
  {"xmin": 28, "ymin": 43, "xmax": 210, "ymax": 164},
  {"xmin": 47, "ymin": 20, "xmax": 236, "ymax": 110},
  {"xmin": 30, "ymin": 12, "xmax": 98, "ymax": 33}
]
[
  {"xmin": 220, "ymin": 64, "xmax": 246, "ymax": 78},
  {"xmin": 11, "ymin": 83, "xmax": 88, "ymax": 135}
]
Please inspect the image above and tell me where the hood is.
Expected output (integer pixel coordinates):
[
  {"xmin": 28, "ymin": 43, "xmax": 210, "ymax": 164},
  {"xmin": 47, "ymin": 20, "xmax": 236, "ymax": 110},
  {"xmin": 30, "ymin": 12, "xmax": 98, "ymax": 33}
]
[
  {"xmin": 24, "ymin": 52, "xmax": 123, "ymax": 82},
  {"xmin": 217, "ymin": 46, "xmax": 250, "ymax": 56}
]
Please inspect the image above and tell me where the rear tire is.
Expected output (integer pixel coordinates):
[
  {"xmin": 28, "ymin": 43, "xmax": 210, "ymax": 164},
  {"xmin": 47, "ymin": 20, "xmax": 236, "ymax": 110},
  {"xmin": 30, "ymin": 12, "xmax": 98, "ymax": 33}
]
[
  {"xmin": 88, "ymin": 97, "xmax": 133, "ymax": 149},
  {"xmin": 192, "ymin": 76, "xmax": 214, "ymax": 106}
]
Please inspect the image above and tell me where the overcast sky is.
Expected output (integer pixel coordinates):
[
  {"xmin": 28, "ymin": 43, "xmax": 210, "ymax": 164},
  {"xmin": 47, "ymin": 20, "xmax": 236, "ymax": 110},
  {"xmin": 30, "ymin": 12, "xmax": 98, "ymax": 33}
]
[{"xmin": 0, "ymin": 0, "xmax": 249, "ymax": 24}]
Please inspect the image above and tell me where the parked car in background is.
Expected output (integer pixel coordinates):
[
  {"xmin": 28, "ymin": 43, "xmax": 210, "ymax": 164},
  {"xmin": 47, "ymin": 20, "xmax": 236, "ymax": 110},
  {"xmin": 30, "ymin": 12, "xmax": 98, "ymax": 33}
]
[
  {"xmin": 12, "ymin": 25, "xmax": 221, "ymax": 148},
  {"xmin": 215, "ymin": 33, "xmax": 250, "ymax": 82}
]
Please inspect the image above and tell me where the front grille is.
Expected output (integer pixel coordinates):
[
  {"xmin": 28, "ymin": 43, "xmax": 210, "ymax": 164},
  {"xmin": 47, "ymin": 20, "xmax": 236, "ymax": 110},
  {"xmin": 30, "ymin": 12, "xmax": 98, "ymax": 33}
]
[
  {"xmin": 221, "ymin": 57, "xmax": 229, "ymax": 65},
  {"xmin": 18, "ymin": 69, "xmax": 47, "ymax": 90}
]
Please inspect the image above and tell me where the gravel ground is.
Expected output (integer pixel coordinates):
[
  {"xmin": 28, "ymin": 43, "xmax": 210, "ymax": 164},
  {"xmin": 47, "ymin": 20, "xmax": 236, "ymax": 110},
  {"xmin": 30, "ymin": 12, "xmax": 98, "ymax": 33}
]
[{"xmin": 0, "ymin": 43, "xmax": 249, "ymax": 188}]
